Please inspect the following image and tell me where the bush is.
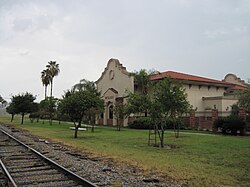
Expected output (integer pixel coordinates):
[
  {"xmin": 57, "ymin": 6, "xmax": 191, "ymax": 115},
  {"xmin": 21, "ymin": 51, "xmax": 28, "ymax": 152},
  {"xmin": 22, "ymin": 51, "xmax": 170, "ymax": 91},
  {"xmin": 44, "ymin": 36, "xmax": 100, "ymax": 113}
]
[
  {"xmin": 128, "ymin": 117, "xmax": 186, "ymax": 130},
  {"xmin": 213, "ymin": 118, "xmax": 224, "ymax": 129},
  {"xmin": 213, "ymin": 116, "xmax": 246, "ymax": 135},
  {"xmin": 165, "ymin": 117, "xmax": 185, "ymax": 130},
  {"xmin": 128, "ymin": 117, "xmax": 153, "ymax": 129},
  {"xmin": 246, "ymin": 114, "xmax": 250, "ymax": 122}
]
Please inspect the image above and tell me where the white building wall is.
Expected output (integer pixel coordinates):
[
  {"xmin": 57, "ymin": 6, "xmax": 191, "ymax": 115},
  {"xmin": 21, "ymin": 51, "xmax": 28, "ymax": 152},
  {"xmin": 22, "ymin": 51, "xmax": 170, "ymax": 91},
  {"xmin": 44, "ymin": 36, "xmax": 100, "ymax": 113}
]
[{"xmin": 184, "ymin": 84, "xmax": 225, "ymax": 112}]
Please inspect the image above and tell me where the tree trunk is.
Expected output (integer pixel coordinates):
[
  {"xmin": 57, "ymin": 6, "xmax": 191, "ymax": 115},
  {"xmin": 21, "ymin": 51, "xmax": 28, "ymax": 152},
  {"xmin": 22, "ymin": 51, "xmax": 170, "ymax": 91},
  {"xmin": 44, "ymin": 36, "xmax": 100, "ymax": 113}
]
[
  {"xmin": 21, "ymin": 113, "xmax": 24, "ymax": 124},
  {"xmin": 49, "ymin": 79, "xmax": 53, "ymax": 125},
  {"xmin": 157, "ymin": 123, "xmax": 165, "ymax": 148},
  {"xmin": 117, "ymin": 119, "xmax": 121, "ymax": 131},
  {"xmin": 74, "ymin": 127, "xmax": 78, "ymax": 138},
  {"xmin": 160, "ymin": 129, "xmax": 164, "ymax": 148},
  {"xmin": 74, "ymin": 120, "xmax": 81, "ymax": 138},
  {"xmin": 11, "ymin": 114, "xmax": 14, "ymax": 122},
  {"xmin": 173, "ymin": 120, "xmax": 180, "ymax": 138},
  {"xmin": 50, "ymin": 79, "xmax": 53, "ymax": 98},
  {"xmin": 45, "ymin": 86, "xmax": 47, "ymax": 99}
]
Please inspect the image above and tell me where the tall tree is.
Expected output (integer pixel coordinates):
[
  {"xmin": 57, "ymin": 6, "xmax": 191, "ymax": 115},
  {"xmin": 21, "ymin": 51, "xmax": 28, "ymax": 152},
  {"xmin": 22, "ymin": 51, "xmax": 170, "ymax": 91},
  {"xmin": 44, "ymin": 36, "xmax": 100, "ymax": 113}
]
[
  {"xmin": 6, "ymin": 103, "xmax": 16, "ymax": 122},
  {"xmin": 41, "ymin": 69, "xmax": 50, "ymax": 99},
  {"xmin": 127, "ymin": 69, "xmax": 157, "ymax": 117},
  {"xmin": 126, "ymin": 92, "xmax": 151, "ymax": 117},
  {"xmin": 44, "ymin": 61, "xmax": 59, "ymax": 125},
  {"xmin": 132, "ymin": 69, "xmax": 150, "ymax": 95},
  {"xmin": 149, "ymin": 78, "xmax": 190, "ymax": 147},
  {"xmin": 9, "ymin": 92, "xmax": 37, "ymax": 124},
  {"xmin": 72, "ymin": 79, "xmax": 102, "ymax": 132},
  {"xmin": 238, "ymin": 89, "xmax": 250, "ymax": 113},
  {"xmin": 73, "ymin": 79, "xmax": 100, "ymax": 96},
  {"xmin": 130, "ymin": 69, "xmax": 158, "ymax": 94},
  {"xmin": 46, "ymin": 61, "xmax": 60, "ymax": 98},
  {"xmin": 39, "ymin": 97, "xmax": 58, "ymax": 123}
]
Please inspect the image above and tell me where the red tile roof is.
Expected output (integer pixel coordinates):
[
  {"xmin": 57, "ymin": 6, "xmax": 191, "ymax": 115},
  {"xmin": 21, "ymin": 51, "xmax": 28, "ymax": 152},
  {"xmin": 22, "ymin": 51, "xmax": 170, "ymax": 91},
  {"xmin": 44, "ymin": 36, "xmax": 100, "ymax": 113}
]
[
  {"xmin": 230, "ymin": 84, "xmax": 248, "ymax": 90},
  {"xmin": 149, "ymin": 71, "xmax": 248, "ymax": 90}
]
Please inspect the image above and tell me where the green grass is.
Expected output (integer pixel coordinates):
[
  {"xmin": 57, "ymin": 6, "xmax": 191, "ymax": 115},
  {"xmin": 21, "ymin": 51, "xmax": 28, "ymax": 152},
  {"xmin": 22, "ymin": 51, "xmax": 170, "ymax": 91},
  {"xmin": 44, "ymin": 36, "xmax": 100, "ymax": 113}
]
[{"xmin": 1, "ymin": 115, "xmax": 250, "ymax": 187}]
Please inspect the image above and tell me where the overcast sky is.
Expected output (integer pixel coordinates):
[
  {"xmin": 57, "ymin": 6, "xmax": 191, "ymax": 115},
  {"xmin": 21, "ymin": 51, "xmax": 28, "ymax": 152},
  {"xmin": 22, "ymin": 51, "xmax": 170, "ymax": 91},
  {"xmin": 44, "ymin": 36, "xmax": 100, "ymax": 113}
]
[{"xmin": 0, "ymin": 0, "xmax": 249, "ymax": 102}]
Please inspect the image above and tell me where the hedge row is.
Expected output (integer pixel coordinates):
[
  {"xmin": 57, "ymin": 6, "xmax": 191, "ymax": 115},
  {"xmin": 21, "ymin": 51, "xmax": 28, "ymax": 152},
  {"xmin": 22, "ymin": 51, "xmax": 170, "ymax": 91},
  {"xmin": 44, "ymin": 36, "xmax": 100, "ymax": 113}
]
[{"xmin": 213, "ymin": 115, "xmax": 246, "ymax": 135}]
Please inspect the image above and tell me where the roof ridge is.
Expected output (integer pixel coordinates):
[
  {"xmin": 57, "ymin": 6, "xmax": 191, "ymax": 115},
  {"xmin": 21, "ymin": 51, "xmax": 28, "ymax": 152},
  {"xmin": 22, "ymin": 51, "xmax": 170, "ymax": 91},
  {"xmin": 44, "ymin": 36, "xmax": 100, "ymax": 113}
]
[
  {"xmin": 163, "ymin": 70, "xmax": 222, "ymax": 82},
  {"xmin": 149, "ymin": 70, "xmax": 233, "ymax": 86}
]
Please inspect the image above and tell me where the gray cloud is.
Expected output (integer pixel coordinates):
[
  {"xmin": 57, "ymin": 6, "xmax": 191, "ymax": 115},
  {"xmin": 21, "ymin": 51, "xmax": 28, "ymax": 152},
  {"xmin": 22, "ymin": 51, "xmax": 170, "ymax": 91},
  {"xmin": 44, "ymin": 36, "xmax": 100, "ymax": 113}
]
[{"xmin": 13, "ymin": 18, "xmax": 33, "ymax": 31}]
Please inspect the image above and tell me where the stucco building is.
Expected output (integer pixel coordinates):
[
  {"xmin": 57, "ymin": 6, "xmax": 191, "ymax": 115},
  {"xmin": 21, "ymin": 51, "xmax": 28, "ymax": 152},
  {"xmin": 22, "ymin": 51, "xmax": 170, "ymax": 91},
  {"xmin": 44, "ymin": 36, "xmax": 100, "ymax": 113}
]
[{"xmin": 96, "ymin": 58, "xmax": 248, "ymax": 129}]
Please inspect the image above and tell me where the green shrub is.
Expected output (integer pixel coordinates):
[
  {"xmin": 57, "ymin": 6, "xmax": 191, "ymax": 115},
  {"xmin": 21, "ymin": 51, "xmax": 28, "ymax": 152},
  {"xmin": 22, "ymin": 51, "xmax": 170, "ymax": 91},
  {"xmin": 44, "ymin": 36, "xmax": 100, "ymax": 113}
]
[
  {"xmin": 165, "ymin": 117, "xmax": 185, "ymax": 129},
  {"xmin": 128, "ymin": 117, "xmax": 153, "ymax": 129},
  {"xmin": 213, "ymin": 118, "xmax": 224, "ymax": 129},
  {"xmin": 128, "ymin": 117, "xmax": 185, "ymax": 130},
  {"xmin": 213, "ymin": 116, "xmax": 246, "ymax": 135},
  {"xmin": 246, "ymin": 114, "xmax": 250, "ymax": 122}
]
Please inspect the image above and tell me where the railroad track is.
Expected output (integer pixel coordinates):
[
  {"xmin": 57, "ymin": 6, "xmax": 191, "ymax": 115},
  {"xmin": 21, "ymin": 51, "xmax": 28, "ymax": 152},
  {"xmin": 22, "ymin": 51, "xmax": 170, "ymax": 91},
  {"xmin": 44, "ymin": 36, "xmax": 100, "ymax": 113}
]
[{"xmin": 0, "ymin": 129, "xmax": 98, "ymax": 187}]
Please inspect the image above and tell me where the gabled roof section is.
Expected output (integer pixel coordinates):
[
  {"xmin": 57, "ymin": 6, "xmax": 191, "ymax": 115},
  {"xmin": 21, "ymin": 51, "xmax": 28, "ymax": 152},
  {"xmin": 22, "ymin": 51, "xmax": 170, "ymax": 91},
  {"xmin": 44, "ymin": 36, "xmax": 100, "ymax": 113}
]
[
  {"xmin": 103, "ymin": 88, "xmax": 118, "ymax": 95},
  {"xmin": 96, "ymin": 58, "xmax": 130, "ymax": 83}
]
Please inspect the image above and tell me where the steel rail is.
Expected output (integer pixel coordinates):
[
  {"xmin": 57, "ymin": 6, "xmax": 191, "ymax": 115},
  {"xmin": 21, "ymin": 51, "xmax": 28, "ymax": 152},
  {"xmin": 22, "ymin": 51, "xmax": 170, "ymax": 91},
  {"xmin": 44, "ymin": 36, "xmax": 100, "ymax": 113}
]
[
  {"xmin": 0, "ymin": 159, "xmax": 17, "ymax": 187},
  {"xmin": 0, "ymin": 129, "xmax": 98, "ymax": 187}
]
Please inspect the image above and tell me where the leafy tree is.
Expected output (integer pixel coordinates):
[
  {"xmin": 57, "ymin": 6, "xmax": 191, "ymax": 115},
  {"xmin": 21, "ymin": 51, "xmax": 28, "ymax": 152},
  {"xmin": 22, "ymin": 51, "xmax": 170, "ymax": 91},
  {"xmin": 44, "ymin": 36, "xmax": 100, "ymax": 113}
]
[
  {"xmin": 131, "ymin": 69, "xmax": 151, "ymax": 95},
  {"xmin": 9, "ymin": 93, "xmax": 37, "ymax": 124},
  {"xmin": 6, "ymin": 103, "xmax": 16, "ymax": 122},
  {"xmin": 39, "ymin": 97, "xmax": 58, "ymax": 123},
  {"xmin": 29, "ymin": 103, "xmax": 40, "ymax": 123},
  {"xmin": 72, "ymin": 79, "xmax": 102, "ymax": 132},
  {"xmin": 58, "ymin": 90, "xmax": 104, "ymax": 138},
  {"xmin": 149, "ymin": 78, "xmax": 190, "ymax": 147},
  {"xmin": 113, "ymin": 100, "xmax": 128, "ymax": 131},
  {"xmin": 127, "ymin": 69, "xmax": 158, "ymax": 117},
  {"xmin": 126, "ymin": 92, "xmax": 151, "ymax": 117},
  {"xmin": 238, "ymin": 89, "xmax": 250, "ymax": 113},
  {"xmin": 231, "ymin": 104, "xmax": 239, "ymax": 116}
]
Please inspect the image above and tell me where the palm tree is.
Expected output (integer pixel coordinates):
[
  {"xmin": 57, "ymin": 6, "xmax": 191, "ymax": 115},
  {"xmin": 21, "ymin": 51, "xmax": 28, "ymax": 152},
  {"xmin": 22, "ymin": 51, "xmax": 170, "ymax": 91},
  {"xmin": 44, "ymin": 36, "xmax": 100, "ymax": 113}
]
[
  {"xmin": 128, "ymin": 69, "xmax": 159, "ymax": 117},
  {"xmin": 131, "ymin": 69, "xmax": 158, "ymax": 95},
  {"xmin": 73, "ymin": 79, "xmax": 99, "ymax": 95},
  {"xmin": 41, "ymin": 69, "xmax": 50, "ymax": 99},
  {"xmin": 132, "ymin": 69, "xmax": 150, "ymax": 95},
  {"xmin": 46, "ymin": 61, "xmax": 60, "ymax": 98}
]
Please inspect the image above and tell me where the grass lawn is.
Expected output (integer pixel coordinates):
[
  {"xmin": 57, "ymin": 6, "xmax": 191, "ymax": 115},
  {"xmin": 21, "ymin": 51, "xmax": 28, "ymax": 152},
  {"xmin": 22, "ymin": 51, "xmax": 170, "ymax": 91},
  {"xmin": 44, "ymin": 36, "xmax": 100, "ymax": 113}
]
[{"xmin": 0, "ymin": 115, "xmax": 250, "ymax": 187}]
